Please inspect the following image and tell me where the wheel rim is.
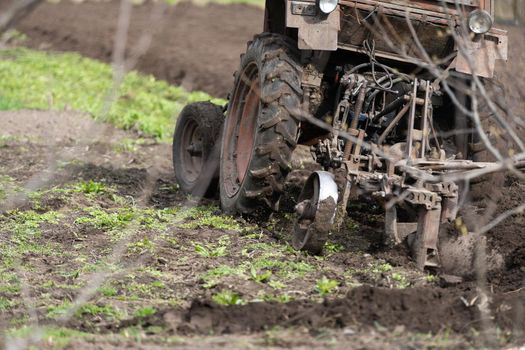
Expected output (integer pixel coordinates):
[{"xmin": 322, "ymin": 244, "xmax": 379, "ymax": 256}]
[
  {"xmin": 223, "ymin": 63, "xmax": 260, "ymax": 198},
  {"xmin": 179, "ymin": 119, "xmax": 204, "ymax": 184}
]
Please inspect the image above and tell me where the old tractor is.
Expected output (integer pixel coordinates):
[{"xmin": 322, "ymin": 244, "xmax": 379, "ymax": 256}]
[{"xmin": 173, "ymin": 0, "xmax": 519, "ymax": 271}]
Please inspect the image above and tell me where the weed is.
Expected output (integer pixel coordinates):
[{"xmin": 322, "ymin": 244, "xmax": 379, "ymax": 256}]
[
  {"xmin": 262, "ymin": 293, "xmax": 292, "ymax": 303},
  {"xmin": 212, "ymin": 290, "xmax": 245, "ymax": 306},
  {"xmin": 249, "ymin": 265, "xmax": 272, "ymax": 283},
  {"xmin": 248, "ymin": 257, "xmax": 315, "ymax": 281},
  {"xmin": 0, "ymin": 48, "xmax": 225, "ymax": 141},
  {"xmin": 134, "ymin": 306, "xmax": 156, "ymax": 318},
  {"xmin": 127, "ymin": 237, "xmax": 155, "ymax": 255},
  {"xmin": 47, "ymin": 301, "xmax": 72, "ymax": 319},
  {"xmin": 75, "ymin": 207, "xmax": 134, "ymax": 230},
  {"xmin": 315, "ymin": 277, "xmax": 339, "ymax": 296},
  {"xmin": 138, "ymin": 266, "xmax": 165, "ymax": 279},
  {"xmin": 7, "ymin": 210, "xmax": 63, "ymax": 249},
  {"xmin": 151, "ymin": 281, "xmax": 165, "ymax": 288},
  {"xmin": 61, "ymin": 269, "xmax": 80, "ymax": 280},
  {"xmin": 74, "ymin": 180, "xmax": 107, "ymax": 194},
  {"xmin": 0, "ymin": 175, "xmax": 18, "ymax": 200},
  {"xmin": 1, "ymin": 30, "xmax": 27, "ymax": 44},
  {"xmin": 193, "ymin": 243, "xmax": 226, "ymax": 257},
  {"xmin": 76, "ymin": 303, "xmax": 121, "ymax": 320},
  {"xmin": 179, "ymin": 206, "xmax": 240, "ymax": 231},
  {"xmin": 99, "ymin": 286, "xmax": 118, "ymax": 297},
  {"xmin": 193, "ymin": 236, "xmax": 230, "ymax": 257},
  {"xmin": 345, "ymin": 218, "xmax": 360, "ymax": 231},
  {"xmin": 126, "ymin": 281, "xmax": 166, "ymax": 298},
  {"xmin": 391, "ymin": 272, "xmax": 410, "ymax": 289},
  {"xmin": 8, "ymin": 326, "xmax": 89, "ymax": 349},
  {"xmin": 268, "ymin": 280, "xmax": 286, "ymax": 290},
  {"xmin": 200, "ymin": 265, "xmax": 246, "ymax": 288},
  {"xmin": 426, "ymin": 274, "xmax": 438, "ymax": 283},
  {"xmin": 0, "ymin": 297, "xmax": 15, "ymax": 311},
  {"xmin": 372, "ymin": 263, "xmax": 393, "ymax": 274},
  {"xmin": 324, "ymin": 242, "xmax": 344, "ymax": 254}
]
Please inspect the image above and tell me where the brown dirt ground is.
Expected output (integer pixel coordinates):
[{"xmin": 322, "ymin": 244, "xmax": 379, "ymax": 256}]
[
  {"xmin": 0, "ymin": 107, "xmax": 523, "ymax": 348},
  {"xmin": 1, "ymin": 0, "xmax": 524, "ymax": 348},
  {"xmin": 13, "ymin": 0, "xmax": 263, "ymax": 98}
]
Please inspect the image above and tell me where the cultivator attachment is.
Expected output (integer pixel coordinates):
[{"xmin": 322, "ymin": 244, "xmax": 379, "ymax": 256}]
[{"xmin": 293, "ymin": 76, "xmax": 525, "ymax": 271}]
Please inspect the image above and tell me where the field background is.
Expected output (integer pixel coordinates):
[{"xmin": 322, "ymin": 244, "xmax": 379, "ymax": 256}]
[{"xmin": 0, "ymin": 1, "xmax": 524, "ymax": 349}]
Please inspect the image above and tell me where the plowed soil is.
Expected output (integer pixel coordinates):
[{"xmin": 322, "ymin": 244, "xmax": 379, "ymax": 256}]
[
  {"xmin": 15, "ymin": 0, "xmax": 263, "ymax": 98},
  {"xmin": 1, "ymin": 1, "xmax": 524, "ymax": 348}
]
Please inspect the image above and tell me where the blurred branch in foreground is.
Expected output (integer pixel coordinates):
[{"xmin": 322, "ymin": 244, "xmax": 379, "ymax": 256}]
[{"xmin": 0, "ymin": 0, "xmax": 44, "ymax": 35}]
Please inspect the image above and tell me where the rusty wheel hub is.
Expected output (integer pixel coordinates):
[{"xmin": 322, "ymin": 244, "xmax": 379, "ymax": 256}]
[{"xmin": 222, "ymin": 63, "xmax": 260, "ymax": 198}]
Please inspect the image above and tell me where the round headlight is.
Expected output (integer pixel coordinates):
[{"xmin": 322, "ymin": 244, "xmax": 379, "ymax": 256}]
[
  {"xmin": 318, "ymin": 0, "xmax": 338, "ymax": 14},
  {"xmin": 468, "ymin": 9, "xmax": 493, "ymax": 34}
]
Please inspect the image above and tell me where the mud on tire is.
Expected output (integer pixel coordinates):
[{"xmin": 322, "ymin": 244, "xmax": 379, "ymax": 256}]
[{"xmin": 220, "ymin": 33, "xmax": 303, "ymax": 216}]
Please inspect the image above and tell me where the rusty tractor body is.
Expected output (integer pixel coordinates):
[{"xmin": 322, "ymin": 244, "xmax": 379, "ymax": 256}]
[{"xmin": 173, "ymin": 0, "xmax": 524, "ymax": 273}]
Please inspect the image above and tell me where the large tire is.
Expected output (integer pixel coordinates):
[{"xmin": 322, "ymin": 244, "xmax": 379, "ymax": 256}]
[
  {"xmin": 173, "ymin": 102, "xmax": 224, "ymax": 198},
  {"xmin": 220, "ymin": 33, "xmax": 303, "ymax": 216}
]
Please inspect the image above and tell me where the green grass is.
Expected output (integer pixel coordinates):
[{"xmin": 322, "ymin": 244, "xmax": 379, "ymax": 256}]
[
  {"xmin": 193, "ymin": 242, "xmax": 227, "ymax": 257},
  {"xmin": 74, "ymin": 207, "xmax": 134, "ymax": 230},
  {"xmin": 200, "ymin": 264, "xmax": 246, "ymax": 288},
  {"xmin": 73, "ymin": 180, "xmax": 107, "ymax": 195},
  {"xmin": 0, "ymin": 48, "xmax": 225, "ymax": 141},
  {"xmin": 134, "ymin": 306, "xmax": 157, "ymax": 318},
  {"xmin": 315, "ymin": 276, "xmax": 338, "ymax": 296},
  {"xmin": 8, "ymin": 326, "xmax": 90, "ymax": 349},
  {"xmin": 178, "ymin": 206, "xmax": 241, "ymax": 231},
  {"xmin": 212, "ymin": 290, "xmax": 245, "ymax": 305}
]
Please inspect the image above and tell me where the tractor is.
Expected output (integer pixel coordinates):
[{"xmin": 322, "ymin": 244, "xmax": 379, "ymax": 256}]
[{"xmin": 173, "ymin": 0, "xmax": 520, "ymax": 272}]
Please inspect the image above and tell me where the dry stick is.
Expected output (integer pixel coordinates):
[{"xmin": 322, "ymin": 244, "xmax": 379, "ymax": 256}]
[
  {"xmin": 3, "ymin": 1, "xmax": 522, "ymax": 345},
  {"xmin": 401, "ymin": 9, "xmax": 524, "ymax": 181},
  {"xmin": 370, "ymin": 6, "xmax": 523, "ymax": 179},
  {"xmin": 404, "ymin": 11, "xmax": 505, "ymax": 162},
  {"xmin": 443, "ymin": 1, "xmax": 525, "ymax": 153},
  {"xmin": 246, "ymin": 11, "xmax": 524, "ymax": 185},
  {"xmin": 447, "ymin": 18, "xmax": 525, "ymax": 154},
  {"xmin": 339, "ymin": 6, "xmax": 525, "ymax": 270},
  {"xmin": 446, "ymin": 4, "xmax": 498, "ymax": 345},
  {"xmin": 476, "ymin": 202, "xmax": 525, "ymax": 236},
  {"xmin": 354, "ymin": 9, "xmax": 509, "ymax": 176},
  {"xmin": 44, "ymin": 0, "xmax": 167, "ymax": 327}
]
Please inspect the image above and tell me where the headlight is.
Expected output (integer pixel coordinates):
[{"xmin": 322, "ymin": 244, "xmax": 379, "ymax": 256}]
[
  {"xmin": 318, "ymin": 0, "xmax": 338, "ymax": 14},
  {"xmin": 468, "ymin": 9, "xmax": 493, "ymax": 34}
]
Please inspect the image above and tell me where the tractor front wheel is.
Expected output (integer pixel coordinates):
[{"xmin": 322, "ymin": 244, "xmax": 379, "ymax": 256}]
[{"xmin": 172, "ymin": 102, "xmax": 224, "ymax": 197}]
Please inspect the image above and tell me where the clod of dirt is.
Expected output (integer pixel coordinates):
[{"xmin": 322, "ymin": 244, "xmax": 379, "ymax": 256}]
[
  {"xmin": 133, "ymin": 285, "xmax": 525, "ymax": 337},
  {"xmin": 439, "ymin": 229, "xmax": 504, "ymax": 278},
  {"xmin": 62, "ymin": 163, "xmax": 147, "ymax": 198}
]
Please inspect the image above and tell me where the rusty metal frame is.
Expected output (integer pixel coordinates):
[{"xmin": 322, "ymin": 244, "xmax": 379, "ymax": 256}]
[
  {"xmin": 282, "ymin": 0, "xmax": 507, "ymax": 77},
  {"xmin": 331, "ymin": 77, "xmax": 508, "ymax": 271}
]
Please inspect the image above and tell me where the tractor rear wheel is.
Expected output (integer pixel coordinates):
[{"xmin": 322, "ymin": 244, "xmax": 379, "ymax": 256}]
[{"xmin": 220, "ymin": 33, "xmax": 303, "ymax": 216}]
